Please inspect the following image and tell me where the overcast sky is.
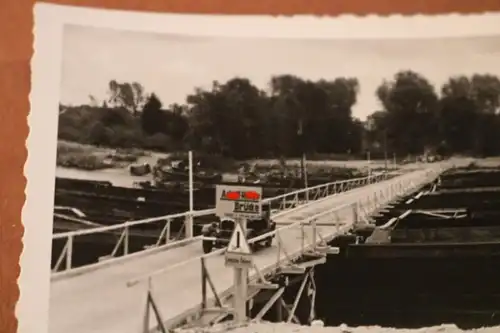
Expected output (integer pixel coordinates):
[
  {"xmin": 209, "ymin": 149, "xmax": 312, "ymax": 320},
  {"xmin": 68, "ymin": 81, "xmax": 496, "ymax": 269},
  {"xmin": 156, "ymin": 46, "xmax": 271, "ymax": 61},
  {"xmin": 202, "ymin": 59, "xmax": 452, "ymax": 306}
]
[{"xmin": 60, "ymin": 24, "xmax": 500, "ymax": 120}]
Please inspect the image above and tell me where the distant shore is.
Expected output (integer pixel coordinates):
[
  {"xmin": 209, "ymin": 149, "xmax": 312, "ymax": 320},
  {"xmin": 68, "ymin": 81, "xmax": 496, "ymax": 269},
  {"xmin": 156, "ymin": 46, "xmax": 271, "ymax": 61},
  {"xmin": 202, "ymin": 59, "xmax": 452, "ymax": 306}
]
[{"xmin": 55, "ymin": 139, "xmax": 405, "ymax": 188}]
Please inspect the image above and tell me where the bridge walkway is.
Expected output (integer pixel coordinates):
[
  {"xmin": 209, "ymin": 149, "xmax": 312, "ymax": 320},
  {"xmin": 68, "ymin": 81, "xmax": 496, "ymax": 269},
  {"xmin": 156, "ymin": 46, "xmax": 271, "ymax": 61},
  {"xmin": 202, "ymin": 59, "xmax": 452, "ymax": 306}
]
[
  {"xmin": 49, "ymin": 171, "xmax": 389, "ymax": 333},
  {"xmin": 160, "ymin": 167, "xmax": 444, "ymax": 328},
  {"xmin": 48, "ymin": 164, "xmax": 448, "ymax": 333}
]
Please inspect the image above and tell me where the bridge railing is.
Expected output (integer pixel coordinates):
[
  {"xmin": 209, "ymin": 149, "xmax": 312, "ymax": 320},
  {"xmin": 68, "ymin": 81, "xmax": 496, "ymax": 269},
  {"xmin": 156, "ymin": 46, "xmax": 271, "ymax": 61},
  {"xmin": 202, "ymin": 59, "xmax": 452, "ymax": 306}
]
[
  {"xmin": 126, "ymin": 165, "xmax": 447, "ymax": 331},
  {"xmin": 51, "ymin": 171, "xmax": 391, "ymax": 274}
]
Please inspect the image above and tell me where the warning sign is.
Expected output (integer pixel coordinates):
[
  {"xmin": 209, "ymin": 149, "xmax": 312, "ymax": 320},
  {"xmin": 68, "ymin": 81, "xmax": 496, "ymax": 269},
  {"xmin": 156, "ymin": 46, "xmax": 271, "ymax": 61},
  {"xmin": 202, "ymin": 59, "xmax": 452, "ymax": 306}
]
[
  {"xmin": 227, "ymin": 222, "xmax": 252, "ymax": 254},
  {"xmin": 215, "ymin": 185, "xmax": 263, "ymax": 219},
  {"xmin": 225, "ymin": 221, "xmax": 253, "ymax": 268}
]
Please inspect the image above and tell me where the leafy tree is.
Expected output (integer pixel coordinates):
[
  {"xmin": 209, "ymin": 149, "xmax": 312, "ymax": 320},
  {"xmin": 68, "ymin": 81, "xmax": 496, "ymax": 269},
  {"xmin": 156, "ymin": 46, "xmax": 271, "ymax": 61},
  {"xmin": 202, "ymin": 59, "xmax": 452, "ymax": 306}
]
[
  {"xmin": 142, "ymin": 133, "xmax": 174, "ymax": 151},
  {"xmin": 108, "ymin": 80, "xmax": 145, "ymax": 116},
  {"xmin": 365, "ymin": 110, "xmax": 388, "ymax": 152},
  {"xmin": 438, "ymin": 74, "xmax": 500, "ymax": 156},
  {"xmin": 374, "ymin": 70, "xmax": 439, "ymax": 155},
  {"xmin": 471, "ymin": 74, "xmax": 500, "ymax": 114},
  {"xmin": 185, "ymin": 78, "xmax": 269, "ymax": 158},
  {"xmin": 268, "ymin": 75, "xmax": 361, "ymax": 156},
  {"xmin": 218, "ymin": 78, "xmax": 270, "ymax": 158},
  {"xmin": 58, "ymin": 72, "xmax": 500, "ymax": 160},
  {"xmin": 438, "ymin": 76, "xmax": 477, "ymax": 153},
  {"xmin": 100, "ymin": 107, "xmax": 133, "ymax": 128},
  {"xmin": 184, "ymin": 81, "xmax": 226, "ymax": 154},
  {"xmin": 470, "ymin": 75, "xmax": 500, "ymax": 155},
  {"xmin": 316, "ymin": 78, "xmax": 361, "ymax": 154},
  {"xmin": 140, "ymin": 93, "xmax": 165, "ymax": 135},
  {"xmin": 164, "ymin": 103, "xmax": 189, "ymax": 143},
  {"xmin": 268, "ymin": 75, "xmax": 305, "ymax": 156},
  {"xmin": 87, "ymin": 122, "xmax": 112, "ymax": 146}
]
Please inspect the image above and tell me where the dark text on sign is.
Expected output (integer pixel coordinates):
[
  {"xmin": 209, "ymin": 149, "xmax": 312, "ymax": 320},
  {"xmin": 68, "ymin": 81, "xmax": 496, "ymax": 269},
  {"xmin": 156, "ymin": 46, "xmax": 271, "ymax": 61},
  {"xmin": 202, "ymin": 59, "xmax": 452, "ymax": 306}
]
[
  {"xmin": 234, "ymin": 201, "xmax": 260, "ymax": 214},
  {"xmin": 225, "ymin": 255, "xmax": 252, "ymax": 266}
]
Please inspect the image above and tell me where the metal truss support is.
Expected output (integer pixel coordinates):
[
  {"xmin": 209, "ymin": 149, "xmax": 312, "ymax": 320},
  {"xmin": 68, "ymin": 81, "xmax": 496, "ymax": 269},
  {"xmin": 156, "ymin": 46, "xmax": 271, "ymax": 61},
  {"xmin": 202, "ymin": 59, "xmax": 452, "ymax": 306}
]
[
  {"xmin": 352, "ymin": 202, "xmax": 359, "ymax": 226},
  {"xmin": 280, "ymin": 299, "xmax": 300, "ymax": 324},
  {"xmin": 251, "ymin": 264, "xmax": 321, "ymax": 324},
  {"xmin": 197, "ymin": 256, "xmax": 240, "ymax": 327},
  {"xmin": 307, "ymin": 269, "xmax": 317, "ymax": 323},
  {"xmin": 254, "ymin": 287, "xmax": 285, "ymax": 321},
  {"xmin": 142, "ymin": 281, "xmax": 167, "ymax": 333},
  {"xmin": 414, "ymin": 209, "xmax": 467, "ymax": 219},
  {"xmin": 286, "ymin": 268, "xmax": 310, "ymax": 323},
  {"xmin": 275, "ymin": 291, "xmax": 284, "ymax": 321},
  {"xmin": 249, "ymin": 263, "xmax": 280, "ymax": 290},
  {"xmin": 201, "ymin": 257, "xmax": 223, "ymax": 311},
  {"xmin": 206, "ymin": 262, "xmax": 282, "ymax": 326},
  {"xmin": 379, "ymin": 209, "xmax": 412, "ymax": 230}
]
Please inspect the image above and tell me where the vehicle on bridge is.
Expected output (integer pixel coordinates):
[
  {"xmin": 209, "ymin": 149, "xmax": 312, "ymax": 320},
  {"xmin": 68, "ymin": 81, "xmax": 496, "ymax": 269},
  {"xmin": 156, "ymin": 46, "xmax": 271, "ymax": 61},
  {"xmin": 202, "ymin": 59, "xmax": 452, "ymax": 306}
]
[
  {"xmin": 201, "ymin": 208, "xmax": 276, "ymax": 253},
  {"xmin": 129, "ymin": 162, "xmax": 152, "ymax": 176}
]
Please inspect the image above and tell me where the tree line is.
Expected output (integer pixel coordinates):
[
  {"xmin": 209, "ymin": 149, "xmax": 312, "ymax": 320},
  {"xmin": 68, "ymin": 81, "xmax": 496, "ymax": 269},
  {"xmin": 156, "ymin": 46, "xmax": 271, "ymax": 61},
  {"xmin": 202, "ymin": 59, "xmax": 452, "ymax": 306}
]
[{"xmin": 58, "ymin": 71, "xmax": 500, "ymax": 160}]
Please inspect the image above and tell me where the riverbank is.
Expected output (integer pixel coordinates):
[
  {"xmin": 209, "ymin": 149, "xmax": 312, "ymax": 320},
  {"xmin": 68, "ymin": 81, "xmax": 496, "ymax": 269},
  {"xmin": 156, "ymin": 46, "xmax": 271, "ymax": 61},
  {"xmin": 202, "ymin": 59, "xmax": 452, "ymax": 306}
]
[
  {"xmin": 55, "ymin": 140, "xmax": 397, "ymax": 186},
  {"xmin": 56, "ymin": 140, "xmax": 396, "ymax": 172}
]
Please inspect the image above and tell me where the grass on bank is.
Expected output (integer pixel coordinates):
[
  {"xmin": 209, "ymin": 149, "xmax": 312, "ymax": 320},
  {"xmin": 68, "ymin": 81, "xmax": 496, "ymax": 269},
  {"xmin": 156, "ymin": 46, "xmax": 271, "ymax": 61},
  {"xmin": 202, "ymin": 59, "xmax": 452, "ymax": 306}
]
[
  {"xmin": 56, "ymin": 140, "xmax": 149, "ymax": 171},
  {"xmin": 56, "ymin": 140, "xmax": 396, "ymax": 177}
]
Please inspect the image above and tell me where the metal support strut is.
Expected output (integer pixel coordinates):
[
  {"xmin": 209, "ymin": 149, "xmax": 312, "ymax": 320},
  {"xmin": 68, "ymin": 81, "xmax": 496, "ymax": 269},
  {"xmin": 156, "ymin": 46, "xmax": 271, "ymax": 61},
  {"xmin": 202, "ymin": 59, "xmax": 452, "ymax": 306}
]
[{"xmin": 142, "ymin": 279, "xmax": 167, "ymax": 333}]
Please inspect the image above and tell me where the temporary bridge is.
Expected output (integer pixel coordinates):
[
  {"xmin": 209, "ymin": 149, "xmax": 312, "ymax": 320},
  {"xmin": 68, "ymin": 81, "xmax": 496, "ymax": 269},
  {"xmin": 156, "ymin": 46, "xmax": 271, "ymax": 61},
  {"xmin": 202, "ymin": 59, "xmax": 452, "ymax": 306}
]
[{"xmin": 49, "ymin": 163, "xmax": 451, "ymax": 333}]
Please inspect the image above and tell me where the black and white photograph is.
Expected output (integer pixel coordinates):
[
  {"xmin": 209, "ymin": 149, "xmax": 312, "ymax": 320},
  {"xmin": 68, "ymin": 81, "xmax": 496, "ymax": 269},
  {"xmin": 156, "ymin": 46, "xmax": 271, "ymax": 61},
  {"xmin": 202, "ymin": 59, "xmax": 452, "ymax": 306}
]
[{"xmin": 25, "ymin": 4, "xmax": 500, "ymax": 333}]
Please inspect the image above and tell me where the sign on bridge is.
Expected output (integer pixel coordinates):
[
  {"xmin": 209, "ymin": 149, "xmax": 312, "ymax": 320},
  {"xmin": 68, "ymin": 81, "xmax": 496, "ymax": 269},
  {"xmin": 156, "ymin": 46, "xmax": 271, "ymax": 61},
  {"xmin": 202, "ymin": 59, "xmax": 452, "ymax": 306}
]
[
  {"xmin": 216, "ymin": 185, "xmax": 261, "ymax": 320},
  {"xmin": 225, "ymin": 220, "xmax": 253, "ymax": 268},
  {"xmin": 215, "ymin": 185, "xmax": 263, "ymax": 219}
]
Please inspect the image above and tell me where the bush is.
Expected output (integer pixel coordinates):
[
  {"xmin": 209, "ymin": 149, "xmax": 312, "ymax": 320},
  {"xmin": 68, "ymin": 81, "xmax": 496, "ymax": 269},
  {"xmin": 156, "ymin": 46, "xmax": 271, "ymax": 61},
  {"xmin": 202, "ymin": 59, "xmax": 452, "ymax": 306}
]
[
  {"xmin": 115, "ymin": 147, "xmax": 149, "ymax": 157},
  {"xmin": 57, "ymin": 141, "xmax": 118, "ymax": 170},
  {"xmin": 57, "ymin": 141, "xmax": 86, "ymax": 154},
  {"xmin": 58, "ymin": 126, "xmax": 83, "ymax": 142},
  {"xmin": 106, "ymin": 153, "xmax": 138, "ymax": 163},
  {"xmin": 56, "ymin": 153, "xmax": 113, "ymax": 171},
  {"xmin": 86, "ymin": 122, "xmax": 113, "ymax": 146},
  {"xmin": 58, "ymin": 105, "xmax": 189, "ymax": 154},
  {"xmin": 107, "ymin": 126, "xmax": 143, "ymax": 148},
  {"xmin": 58, "ymin": 105, "xmax": 145, "ymax": 148},
  {"xmin": 142, "ymin": 133, "xmax": 174, "ymax": 151}
]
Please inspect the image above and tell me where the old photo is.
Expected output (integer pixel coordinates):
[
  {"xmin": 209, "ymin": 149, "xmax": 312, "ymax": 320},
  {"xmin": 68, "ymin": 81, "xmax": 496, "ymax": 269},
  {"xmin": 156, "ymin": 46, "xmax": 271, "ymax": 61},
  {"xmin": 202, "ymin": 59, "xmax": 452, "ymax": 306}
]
[{"xmin": 26, "ymin": 4, "xmax": 500, "ymax": 333}]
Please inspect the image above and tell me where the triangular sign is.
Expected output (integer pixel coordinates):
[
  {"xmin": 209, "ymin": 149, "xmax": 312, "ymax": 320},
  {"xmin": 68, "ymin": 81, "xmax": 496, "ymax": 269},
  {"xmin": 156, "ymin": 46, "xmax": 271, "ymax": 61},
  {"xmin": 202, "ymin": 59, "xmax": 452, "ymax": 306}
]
[{"xmin": 227, "ymin": 222, "xmax": 252, "ymax": 255}]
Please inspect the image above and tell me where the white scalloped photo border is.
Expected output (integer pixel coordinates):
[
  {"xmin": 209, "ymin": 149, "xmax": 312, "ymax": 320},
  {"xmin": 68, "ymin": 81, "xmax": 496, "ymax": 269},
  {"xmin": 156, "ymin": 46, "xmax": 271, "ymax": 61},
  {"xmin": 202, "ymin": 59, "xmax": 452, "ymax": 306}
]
[{"xmin": 25, "ymin": 4, "xmax": 500, "ymax": 333}]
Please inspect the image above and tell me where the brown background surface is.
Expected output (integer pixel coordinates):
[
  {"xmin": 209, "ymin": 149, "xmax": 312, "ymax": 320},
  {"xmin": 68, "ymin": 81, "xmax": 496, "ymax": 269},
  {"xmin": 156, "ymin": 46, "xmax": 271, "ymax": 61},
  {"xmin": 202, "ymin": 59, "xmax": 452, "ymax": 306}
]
[{"xmin": 1, "ymin": 0, "xmax": 500, "ymax": 332}]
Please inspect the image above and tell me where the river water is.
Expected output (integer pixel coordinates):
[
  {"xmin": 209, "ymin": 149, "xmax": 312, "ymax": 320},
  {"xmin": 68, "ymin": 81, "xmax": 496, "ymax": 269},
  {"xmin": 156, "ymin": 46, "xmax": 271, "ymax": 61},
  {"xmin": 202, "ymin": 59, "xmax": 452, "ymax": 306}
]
[{"xmin": 55, "ymin": 166, "xmax": 151, "ymax": 188}]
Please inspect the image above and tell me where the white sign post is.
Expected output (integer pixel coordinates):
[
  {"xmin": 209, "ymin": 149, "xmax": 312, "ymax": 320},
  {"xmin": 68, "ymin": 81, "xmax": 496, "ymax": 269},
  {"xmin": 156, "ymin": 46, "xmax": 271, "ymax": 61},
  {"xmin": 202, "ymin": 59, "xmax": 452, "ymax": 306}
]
[
  {"xmin": 227, "ymin": 217, "xmax": 250, "ymax": 324},
  {"xmin": 215, "ymin": 185, "xmax": 263, "ymax": 324}
]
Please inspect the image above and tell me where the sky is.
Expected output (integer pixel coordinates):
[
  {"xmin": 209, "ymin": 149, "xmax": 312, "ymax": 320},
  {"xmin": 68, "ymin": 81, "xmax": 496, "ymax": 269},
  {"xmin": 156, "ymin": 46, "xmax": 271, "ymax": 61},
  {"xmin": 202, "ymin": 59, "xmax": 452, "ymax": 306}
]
[{"xmin": 60, "ymin": 24, "xmax": 500, "ymax": 120}]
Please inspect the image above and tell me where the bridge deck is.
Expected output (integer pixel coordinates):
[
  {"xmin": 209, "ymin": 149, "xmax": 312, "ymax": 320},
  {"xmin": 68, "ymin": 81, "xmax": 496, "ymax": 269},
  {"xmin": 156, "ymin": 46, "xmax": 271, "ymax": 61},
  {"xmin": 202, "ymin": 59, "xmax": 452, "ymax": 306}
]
[
  {"xmin": 273, "ymin": 171, "xmax": 423, "ymax": 225},
  {"xmin": 273, "ymin": 180, "xmax": 386, "ymax": 224},
  {"xmin": 48, "ymin": 171, "xmax": 428, "ymax": 333}
]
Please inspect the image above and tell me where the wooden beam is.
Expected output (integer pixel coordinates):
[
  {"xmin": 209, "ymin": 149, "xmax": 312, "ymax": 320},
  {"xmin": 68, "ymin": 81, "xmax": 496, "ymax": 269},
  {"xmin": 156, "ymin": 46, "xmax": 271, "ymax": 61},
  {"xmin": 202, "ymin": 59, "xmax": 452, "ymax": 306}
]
[
  {"xmin": 430, "ymin": 187, "xmax": 500, "ymax": 195},
  {"xmin": 254, "ymin": 287, "xmax": 285, "ymax": 321},
  {"xmin": 249, "ymin": 283, "xmax": 279, "ymax": 290},
  {"xmin": 287, "ymin": 273, "xmax": 309, "ymax": 323},
  {"xmin": 279, "ymin": 265, "xmax": 306, "ymax": 275},
  {"xmin": 202, "ymin": 307, "xmax": 234, "ymax": 315}
]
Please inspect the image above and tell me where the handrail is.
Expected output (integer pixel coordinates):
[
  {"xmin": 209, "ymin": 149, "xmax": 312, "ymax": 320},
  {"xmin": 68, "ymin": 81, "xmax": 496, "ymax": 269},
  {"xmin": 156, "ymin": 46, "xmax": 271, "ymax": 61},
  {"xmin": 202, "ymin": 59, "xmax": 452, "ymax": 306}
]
[
  {"xmin": 51, "ymin": 171, "xmax": 392, "ymax": 273},
  {"xmin": 126, "ymin": 197, "xmax": 330, "ymax": 286},
  {"xmin": 52, "ymin": 174, "xmax": 382, "ymax": 239},
  {"xmin": 52, "ymin": 208, "xmax": 214, "ymax": 239},
  {"xmin": 126, "ymin": 166, "xmax": 443, "ymax": 287}
]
